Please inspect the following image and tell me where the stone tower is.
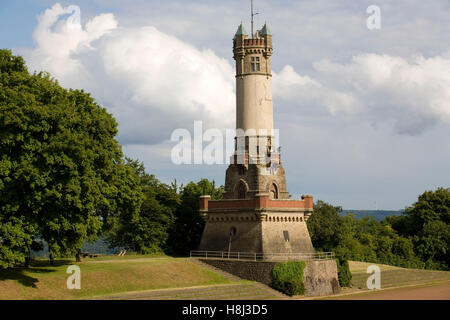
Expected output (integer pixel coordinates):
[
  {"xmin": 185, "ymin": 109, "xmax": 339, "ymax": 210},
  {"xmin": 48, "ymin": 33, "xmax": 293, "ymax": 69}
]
[{"xmin": 197, "ymin": 23, "xmax": 315, "ymax": 255}]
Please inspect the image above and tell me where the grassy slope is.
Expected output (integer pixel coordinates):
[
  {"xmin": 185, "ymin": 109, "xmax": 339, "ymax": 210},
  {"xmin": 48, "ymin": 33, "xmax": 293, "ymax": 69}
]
[{"xmin": 0, "ymin": 256, "xmax": 233, "ymax": 300}]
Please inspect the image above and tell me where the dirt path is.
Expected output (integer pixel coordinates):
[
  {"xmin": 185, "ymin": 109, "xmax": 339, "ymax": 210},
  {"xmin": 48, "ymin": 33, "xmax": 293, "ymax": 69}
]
[{"xmin": 328, "ymin": 282, "xmax": 450, "ymax": 300}]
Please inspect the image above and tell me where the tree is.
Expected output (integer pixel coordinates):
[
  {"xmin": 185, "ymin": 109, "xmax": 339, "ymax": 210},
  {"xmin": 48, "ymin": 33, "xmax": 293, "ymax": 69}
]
[
  {"xmin": 104, "ymin": 159, "xmax": 176, "ymax": 254},
  {"xmin": 306, "ymin": 200, "xmax": 342, "ymax": 251},
  {"xmin": 388, "ymin": 187, "xmax": 450, "ymax": 270},
  {"xmin": 167, "ymin": 179, "xmax": 223, "ymax": 255},
  {"xmin": 0, "ymin": 49, "xmax": 142, "ymax": 266},
  {"xmin": 414, "ymin": 220, "xmax": 449, "ymax": 269},
  {"xmin": 0, "ymin": 216, "xmax": 38, "ymax": 268}
]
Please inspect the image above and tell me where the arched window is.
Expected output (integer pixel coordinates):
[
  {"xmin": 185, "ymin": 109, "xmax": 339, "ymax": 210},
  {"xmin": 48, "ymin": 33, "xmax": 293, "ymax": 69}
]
[
  {"xmin": 269, "ymin": 183, "xmax": 278, "ymax": 199},
  {"xmin": 237, "ymin": 181, "xmax": 247, "ymax": 199}
]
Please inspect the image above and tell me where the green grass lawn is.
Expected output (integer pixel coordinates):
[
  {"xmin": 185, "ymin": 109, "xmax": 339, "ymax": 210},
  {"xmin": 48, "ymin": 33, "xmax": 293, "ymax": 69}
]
[{"xmin": 0, "ymin": 256, "xmax": 232, "ymax": 300}]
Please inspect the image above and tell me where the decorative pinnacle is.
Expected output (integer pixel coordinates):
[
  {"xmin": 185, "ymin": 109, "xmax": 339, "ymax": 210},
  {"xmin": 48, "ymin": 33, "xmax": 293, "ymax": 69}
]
[
  {"xmin": 235, "ymin": 23, "xmax": 248, "ymax": 37},
  {"xmin": 260, "ymin": 22, "xmax": 271, "ymax": 35}
]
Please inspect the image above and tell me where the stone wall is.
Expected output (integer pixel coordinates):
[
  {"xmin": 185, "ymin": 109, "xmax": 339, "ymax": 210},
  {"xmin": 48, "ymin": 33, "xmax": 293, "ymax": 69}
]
[
  {"xmin": 198, "ymin": 214, "xmax": 314, "ymax": 254},
  {"xmin": 304, "ymin": 260, "xmax": 339, "ymax": 296},
  {"xmin": 198, "ymin": 258, "xmax": 339, "ymax": 297},
  {"xmin": 199, "ymin": 259, "xmax": 277, "ymax": 286},
  {"xmin": 198, "ymin": 218, "xmax": 263, "ymax": 252},
  {"xmin": 261, "ymin": 219, "xmax": 314, "ymax": 253}
]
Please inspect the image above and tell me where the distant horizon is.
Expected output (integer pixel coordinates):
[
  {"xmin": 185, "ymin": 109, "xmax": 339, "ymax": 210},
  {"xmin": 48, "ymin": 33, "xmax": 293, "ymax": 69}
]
[{"xmin": 342, "ymin": 209, "xmax": 403, "ymax": 212}]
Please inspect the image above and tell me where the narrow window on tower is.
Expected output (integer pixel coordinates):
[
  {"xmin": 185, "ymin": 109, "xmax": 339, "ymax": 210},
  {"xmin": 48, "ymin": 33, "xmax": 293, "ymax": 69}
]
[
  {"xmin": 283, "ymin": 230, "xmax": 290, "ymax": 242},
  {"xmin": 251, "ymin": 56, "xmax": 256, "ymax": 72},
  {"xmin": 256, "ymin": 57, "xmax": 260, "ymax": 71}
]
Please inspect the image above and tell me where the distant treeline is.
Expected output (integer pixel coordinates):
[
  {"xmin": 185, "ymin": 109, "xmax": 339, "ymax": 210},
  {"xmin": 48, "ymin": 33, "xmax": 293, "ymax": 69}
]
[{"xmin": 340, "ymin": 210, "xmax": 403, "ymax": 221}]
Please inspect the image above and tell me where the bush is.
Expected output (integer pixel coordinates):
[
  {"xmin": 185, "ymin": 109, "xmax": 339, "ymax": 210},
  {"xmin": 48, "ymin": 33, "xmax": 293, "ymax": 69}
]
[
  {"xmin": 271, "ymin": 261, "xmax": 306, "ymax": 296},
  {"xmin": 336, "ymin": 257, "xmax": 352, "ymax": 287}
]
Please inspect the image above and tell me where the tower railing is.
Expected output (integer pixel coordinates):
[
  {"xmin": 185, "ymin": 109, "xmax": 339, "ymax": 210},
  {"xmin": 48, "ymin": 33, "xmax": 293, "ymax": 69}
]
[{"xmin": 190, "ymin": 250, "xmax": 334, "ymax": 262}]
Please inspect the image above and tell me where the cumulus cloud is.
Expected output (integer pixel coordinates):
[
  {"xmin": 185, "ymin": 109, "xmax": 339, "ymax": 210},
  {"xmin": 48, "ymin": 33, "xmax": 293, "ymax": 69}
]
[
  {"xmin": 273, "ymin": 65, "xmax": 359, "ymax": 116},
  {"xmin": 274, "ymin": 54, "xmax": 450, "ymax": 135},
  {"xmin": 23, "ymin": 3, "xmax": 450, "ymax": 148},
  {"xmin": 29, "ymin": 3, "xmax": 117, "ymax": 85},
  {"xmin": 24, "ymin": 3, "xmax": 235, "ymax": 145}
]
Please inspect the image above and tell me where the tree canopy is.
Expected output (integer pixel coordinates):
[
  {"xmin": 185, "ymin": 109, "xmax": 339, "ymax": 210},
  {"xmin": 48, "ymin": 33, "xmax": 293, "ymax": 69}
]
[
  {"xmin": 386, "ymin": 187, "xmax": 450, "ymax": 269},
  {"xmin": 0, "ymin": 49, "xmax": 143, "ymax": 267}
]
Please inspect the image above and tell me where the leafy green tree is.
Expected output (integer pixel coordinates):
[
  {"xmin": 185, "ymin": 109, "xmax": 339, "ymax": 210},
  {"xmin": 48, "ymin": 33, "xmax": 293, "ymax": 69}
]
[
  {"xmin": 306, "ymin": 200, "xmax": 342, "ymax": 251},
  {"xmin": 105, "ymin": 159, "xmax": 176, "ymax": 254},
  {"xmin": 388, "ymin": 187, "xmax": 449, "ymax": 270},
  {"xmin": 388, "ymin": 188, "xmax": 449, "ymax": 236},
  {"xmin": 0, "ymin": 216, "xmax": 38, "ymax": 268},
  {"xmin": 167, "ymin": 179, "xmax": 223, "ymax": 255},
  {"xmin": 414, "ymin": 220, "xmax": 449, "ymax": 269},
  {"xmin": 0, "ymin": 49, "xmax": 141, "ymax": 266}
]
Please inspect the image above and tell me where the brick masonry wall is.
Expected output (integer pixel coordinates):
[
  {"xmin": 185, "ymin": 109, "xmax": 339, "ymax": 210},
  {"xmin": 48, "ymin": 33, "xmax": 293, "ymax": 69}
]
[
  {"xmin": 199, "ymin": 259, "xmax": 277, "ymax": 286},
  {"xmin": 197, "ymin": 217, "xmax": 314, "ymax": 254},
  {"xmin": 198, "ymin": 219, "xmax": 263, "ymax": 252},
  {"xmin": 261, "ymin": 220, "xmax": 314, "ymax": 253},
  {"xmin": 199, "ymin": 258, "xmax": 339, "ymax": 296}
]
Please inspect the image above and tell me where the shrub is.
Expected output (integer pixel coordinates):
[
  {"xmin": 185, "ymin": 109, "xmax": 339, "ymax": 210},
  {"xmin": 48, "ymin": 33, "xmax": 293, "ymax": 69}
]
[
  {"xmin": 271, "ymin": 261, "xmax": 306, "ymax": 296},
  {"xmin": 336, "ymin": 257, "xmax": 352, "ymax": 287}
]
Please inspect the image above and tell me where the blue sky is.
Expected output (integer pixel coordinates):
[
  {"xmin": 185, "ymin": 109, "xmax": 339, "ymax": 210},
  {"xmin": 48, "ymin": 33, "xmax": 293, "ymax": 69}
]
[{"xmin": 1, "ymin": 0, "xmax": 449, "ymax": 210}]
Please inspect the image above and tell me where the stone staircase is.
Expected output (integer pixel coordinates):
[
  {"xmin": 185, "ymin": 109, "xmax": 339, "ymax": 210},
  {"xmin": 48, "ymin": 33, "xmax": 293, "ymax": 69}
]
[
  {"xmin": 351, "ymin": 269, "xmax": 450, "ymax": 289},
  {"xmin": 95, "ymin": 283, "xmax": 284, "ymax": 300}
]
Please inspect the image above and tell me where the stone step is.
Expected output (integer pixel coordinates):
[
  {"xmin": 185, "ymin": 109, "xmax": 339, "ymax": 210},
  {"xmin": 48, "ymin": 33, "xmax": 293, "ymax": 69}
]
[
  {"xmin": 97, "ymin": 283, "xmax": 281, "ymax": 300},
  {"xmin": 352, "ymin": 275, "xmax": 450, "ymax": 281},
  {"xmin": 352, "ymin": 269, "xmax": 450, "ymax": 288},
  {"xmin": 352, "ymin": 271, "xmax": 450, "ymax": 280},
  {"xmin": 136, "ymin": 286, "xmax": 266, "ymax": 299},
  {"xmin": 352, "ymin": 273, "xmax": 450, "ymax": 280},
  {"xmin": 350, "ymin": 269, "xmax": 450, "ymax": 289}
]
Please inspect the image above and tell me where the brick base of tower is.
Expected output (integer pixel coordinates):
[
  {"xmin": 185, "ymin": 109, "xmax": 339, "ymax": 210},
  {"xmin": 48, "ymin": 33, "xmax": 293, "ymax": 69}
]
[
  {"xmin": 197, "ymin": 208, "xmax": 314, "ymax": 254},
  {"xmin": 197, "ymin": 178, "xmax": 315, "ymax": 254}
]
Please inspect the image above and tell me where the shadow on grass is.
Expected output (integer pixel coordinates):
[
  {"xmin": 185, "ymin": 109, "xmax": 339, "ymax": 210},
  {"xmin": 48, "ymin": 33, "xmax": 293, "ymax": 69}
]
[
  {"xmin": 0, "ymin": 268, "xmax": 48, "ymax": 288},
  {"xmin": 30, "ymin": 259, "xmax": 74, "ymax": 267},
  {"xmin": 0, "ymin": 259, "xmax": 74, "ymax": 288}
]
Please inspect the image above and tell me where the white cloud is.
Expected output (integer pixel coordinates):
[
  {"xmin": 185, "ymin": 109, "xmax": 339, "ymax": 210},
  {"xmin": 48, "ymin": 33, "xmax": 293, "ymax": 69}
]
[
  {"xmin": 29, "ymin": 3, "xmax": 117, "ymax": 85},
  {"xmin": 273, "ymin": 65, "xmax": 360, "ymax": 116},
  {"xmin": 274, "ymin": 54, "xmax": 450, "ymax": 135},
  {"xmin": 24, "ymin": 3, "xmax": 235, "ymax": 145},
  {"xmin": 22, "ymin": 2, "xmax": 450, "ymax": 152}
]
